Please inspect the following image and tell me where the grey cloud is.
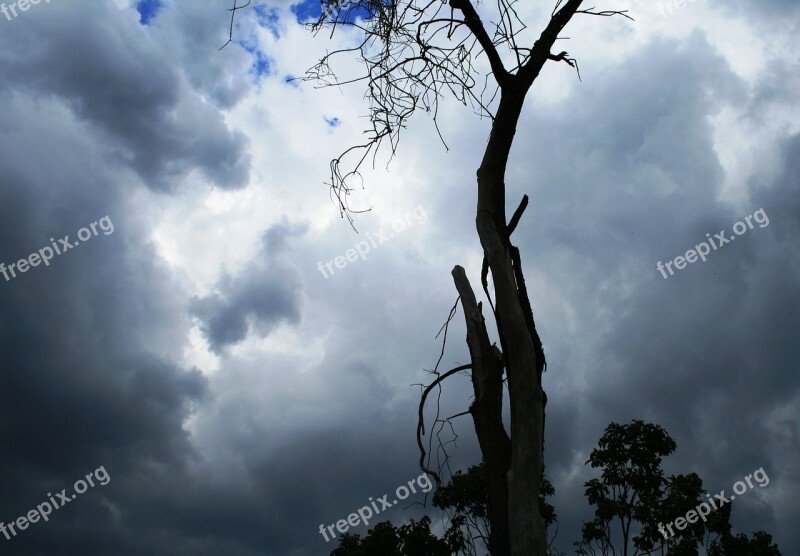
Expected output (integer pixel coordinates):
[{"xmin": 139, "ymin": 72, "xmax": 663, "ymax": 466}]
[
  {"xmin": 0, "ymin": 1, "xmax": 251, "ymax": 191},
  {"xmin": 144, "ymin": 0, "xmax": 261, "ymax": 109},
  {"xmin": 0, "ymin": 96, "xmax": 208, "ymax": 555},
  {"xmin": 490, "ymin": 31, "xmax": 799, "ymax": 554},
  {"xmin": 0, "ymin": 1, "xmax": 797, "ymax": 555},
  {"xmin": 191, "ymin": 223, "xmax": 305, "ymax": 352},
  {"xmin": 721, "ymin": 0, "xmax": 800, "ymax": 19}
]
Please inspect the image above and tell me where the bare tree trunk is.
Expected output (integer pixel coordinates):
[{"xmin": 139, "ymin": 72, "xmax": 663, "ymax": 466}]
[
  {"xmin": 451, "ymin": 88, "xmax": 547, "ymax": 555},
  {"xmin": 225, "ymin": 0, "xmax": 627, "ymax": 552},
  {"xmin": 463, "ymin": 5, "xmax": 588, "ymax": 552},
  {"xmin": 453, "ymin": 266, "xmax": 512, "ymax": 555},
  {"xmin": 464, "ymin": 78, "xmax": 546, "ymax": 554},
  {"xmin": 282, "ymin": 0, "xmax": 614, "ymax": 551}
]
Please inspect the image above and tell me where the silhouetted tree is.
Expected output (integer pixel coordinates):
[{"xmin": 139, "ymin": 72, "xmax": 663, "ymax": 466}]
[
  {"xmin": 576, "ymin": 420, "xmax": 781, "ymax": 556},
  {"xmin": 432, "ymin": 463, "xmax": 558, "ymax": 554},
  {"xmin": 708, "ymin": 531, "xmax": 781, "ymax": 556},
  {"xmin": 332, "ymin": 463, "xmax": 558, "ymax": 555},
  {"xmin": 227, "ymin": 0, "xmax": 630, "ymax": 553},
  {"xmin": 331, "ymin": 516, "xmax": 458, "ymax": 556}
]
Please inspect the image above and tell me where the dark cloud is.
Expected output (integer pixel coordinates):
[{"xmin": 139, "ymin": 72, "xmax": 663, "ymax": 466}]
[
  {"xmin": 191, "ymin": 223, "xmax": 305, "ymax": 352},
  {"xmin": 0, "ymin": 1, "xmax": 796, "ymax": 555},
  {"xmin": 496, "ymin": 31, "xmax": 799, "ymax": 554},
  {"xmin": 0, "ymin": 1, "xmax": 251, "ymax": 191},
  {"xmin": 0, "ymin": 94, "xmax": 207, "ymax": 555}
]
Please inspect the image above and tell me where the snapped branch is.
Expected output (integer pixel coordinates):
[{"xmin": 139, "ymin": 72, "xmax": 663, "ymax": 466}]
[
  {"xmin": 507, "ymin": 194, "xmax": 529, "ymax": 238},
  {"xmin": 547, "ymin": 50, "xmax": 581, "ymax": 80}
]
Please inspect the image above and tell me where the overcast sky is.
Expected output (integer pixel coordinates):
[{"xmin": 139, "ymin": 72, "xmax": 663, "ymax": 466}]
[{"xmin": 0, "ymin": 0, "xmax": 798, "ymax": 555}]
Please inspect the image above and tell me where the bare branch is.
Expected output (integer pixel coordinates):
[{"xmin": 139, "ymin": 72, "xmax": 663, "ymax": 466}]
[
  {"xmin": 547, "ymin": 50, "xmax": 582, "ymax": 80},
  {"xmin": 506, "ymin": 193, "xmax": 528, "ymax": 237},
  {"xmin": 518, "ymin": 0, "xmax": 584, "ymax": 86},
  {"xmin": 577, "ymin": 7, "xmax": 634, "ymax": 21},
  {"xmin": 220, "ymin": 0, "xmax": 251, "ymax": 51},
  {"xmin": 295, "ymin": 0, "xmax": 533, "ymax": 224},
  {"xmin": 448, "ymin": 0, "xmax": 512, "ymax": 87},
  {"xmin": 413, "ymin": 295, "xmax": 468, "ymax": 488},
  {"xmin": 444, "ymin": 409, "xmax": 472, "ymax": 420},
  {"xmin": 416, "ymin": 363, "xmax": 472, "ymax": 487}
]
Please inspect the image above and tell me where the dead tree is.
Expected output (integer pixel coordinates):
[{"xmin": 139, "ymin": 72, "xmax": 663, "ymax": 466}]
[{"xmin": 228, "ymin": 1, "xmax": 630, "ymax": 553}]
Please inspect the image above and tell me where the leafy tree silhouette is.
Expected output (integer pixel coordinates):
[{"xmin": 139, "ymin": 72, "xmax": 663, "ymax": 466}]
[
  {"xmin": 330, "ymin": 420, "xmax": 781, "ymax": 555},
  {"xmin": 575, "ymin": 420, "xmax": 782, "ymax": 556},
  {"xmin": 331, "ymin": 463, "xmax": 557, "ymax": 555}
]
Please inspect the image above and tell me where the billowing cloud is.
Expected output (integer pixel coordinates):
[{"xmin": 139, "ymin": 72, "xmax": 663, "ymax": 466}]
[
  {"xmin": 191, "ymin": 222, "xmax": 305, "ymax": 352},
  {"xmin": 0, "ymin": 1, "xmax": 797, "ymax": 555}
]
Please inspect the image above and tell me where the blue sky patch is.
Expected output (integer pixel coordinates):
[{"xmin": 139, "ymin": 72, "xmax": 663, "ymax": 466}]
[
  {"xmin": 236, "ymin": 39, "xmax": 272, "ymax": 81},
  {"xmin": 253, "ymin": 3, "xmax": 281, "ymax": 39},
  {"xmin": 251, "ymin": 50, "xmax": 271, "ymax": 79},
  {"xmin": 291, "ymin": 0, "xmax": 322, "ymax": 22},
  {"xmin": 291, "ymin": 0, "xmax": 375, "ymax": 24},
  {"xmin": 136, "ymin": 0, "xmax": 162, "ymax": 25}
]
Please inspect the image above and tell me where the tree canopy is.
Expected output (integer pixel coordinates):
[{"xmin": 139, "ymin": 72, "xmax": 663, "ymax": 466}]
[
  {"xmin": 331, "ymin": 420, "xmax": 782, "ymax": 556},
  {"xmin": 576, "ymin": 420, "xmax": 781, "ymax": 556}
]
